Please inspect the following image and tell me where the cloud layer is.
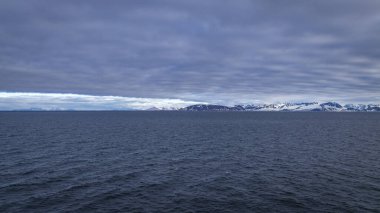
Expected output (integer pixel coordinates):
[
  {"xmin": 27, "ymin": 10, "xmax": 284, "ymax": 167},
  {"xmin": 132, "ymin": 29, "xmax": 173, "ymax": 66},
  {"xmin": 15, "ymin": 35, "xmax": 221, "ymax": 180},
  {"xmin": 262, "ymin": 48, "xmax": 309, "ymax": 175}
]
[
  {"xmin": 0, "ymin": 92, "xmax": 204, "ymax": 110},
  {"xmin": 1, "ymin": 0, "xmax": 380, "ymax": 104}
]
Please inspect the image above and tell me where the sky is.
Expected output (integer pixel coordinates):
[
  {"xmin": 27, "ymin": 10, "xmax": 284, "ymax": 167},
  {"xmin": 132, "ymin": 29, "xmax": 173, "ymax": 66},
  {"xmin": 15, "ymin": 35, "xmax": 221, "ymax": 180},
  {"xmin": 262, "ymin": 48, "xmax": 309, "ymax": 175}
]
[{"xmin": 1, "ymin": 0, "xmax": 380, "ymax": 110}]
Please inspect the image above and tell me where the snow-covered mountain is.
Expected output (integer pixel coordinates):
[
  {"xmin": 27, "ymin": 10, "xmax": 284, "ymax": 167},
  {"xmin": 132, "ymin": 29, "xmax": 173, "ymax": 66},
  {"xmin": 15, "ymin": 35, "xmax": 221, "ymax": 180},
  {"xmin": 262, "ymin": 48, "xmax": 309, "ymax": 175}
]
[
  {"xmin": 178, "ymin": 102, "xmax": 380, "ymax": 112},
  {"xmin": 145, "ymin": 106, "xmax": 182, "ymax": 111}
]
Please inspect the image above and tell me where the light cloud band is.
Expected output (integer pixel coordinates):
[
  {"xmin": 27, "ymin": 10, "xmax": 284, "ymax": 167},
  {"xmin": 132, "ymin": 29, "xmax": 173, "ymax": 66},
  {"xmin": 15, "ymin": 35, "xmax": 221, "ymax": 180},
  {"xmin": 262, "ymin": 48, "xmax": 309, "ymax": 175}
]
[{"xmin": 0, "ymin": 92, "xmax": 205, "ymax": 110}]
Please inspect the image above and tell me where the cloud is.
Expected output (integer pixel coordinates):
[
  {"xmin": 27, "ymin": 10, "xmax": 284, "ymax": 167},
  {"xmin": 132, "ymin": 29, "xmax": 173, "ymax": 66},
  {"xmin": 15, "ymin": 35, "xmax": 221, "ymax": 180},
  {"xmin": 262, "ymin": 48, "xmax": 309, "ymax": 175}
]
[
  {"xmin": 0, "ymin": 0, "xmax": 380, "ymax": 104},
  {"xmin": 0, "ymin": 92, "xmax": 205, "ymax": 110}
]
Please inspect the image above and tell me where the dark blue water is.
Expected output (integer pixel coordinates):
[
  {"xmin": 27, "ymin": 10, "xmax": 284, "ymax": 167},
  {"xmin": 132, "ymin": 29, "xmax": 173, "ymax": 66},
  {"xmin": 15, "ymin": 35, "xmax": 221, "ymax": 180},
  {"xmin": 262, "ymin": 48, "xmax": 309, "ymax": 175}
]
[{"xmin": 1, "ymin": 112, "xmax": 380, "ymax": 212}]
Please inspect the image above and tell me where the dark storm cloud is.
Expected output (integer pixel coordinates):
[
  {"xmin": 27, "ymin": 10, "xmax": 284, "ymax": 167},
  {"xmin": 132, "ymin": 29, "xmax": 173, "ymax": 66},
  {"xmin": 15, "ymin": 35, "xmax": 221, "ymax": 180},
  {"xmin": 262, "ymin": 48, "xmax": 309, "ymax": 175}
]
[{"xmin": 1, "ymin": 0, "xmax": 380, "ymax": 104}]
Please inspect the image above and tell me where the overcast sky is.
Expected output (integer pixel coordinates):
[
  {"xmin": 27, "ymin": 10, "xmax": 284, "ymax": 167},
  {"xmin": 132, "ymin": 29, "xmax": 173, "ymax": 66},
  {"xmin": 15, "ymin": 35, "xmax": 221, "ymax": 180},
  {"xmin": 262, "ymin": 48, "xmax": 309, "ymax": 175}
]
[{"xmin": 1, "ymin": 0, "xmax": 380, "ymax": 109}]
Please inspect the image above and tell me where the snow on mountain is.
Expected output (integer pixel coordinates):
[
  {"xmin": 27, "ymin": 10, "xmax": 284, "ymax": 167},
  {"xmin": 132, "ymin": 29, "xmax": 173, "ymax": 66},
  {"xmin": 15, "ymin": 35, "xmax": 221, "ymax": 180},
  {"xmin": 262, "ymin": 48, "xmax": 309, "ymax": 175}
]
[
  {"xmin": 343, "ymin": 104, "xmax": 380, "ymax": 112},
  {"xmin": 179, "ymin": 104, "xmax": 231, "ymax": 111},
  {"xmin": 243, "ymin": 102, "xmax": 320, "ymax": 111},
  {"xmin": 179, "ymin": 102, "xmax": 380, "ymax": 112},
  {"xmin": 145, "ymin": 106, "xmax": 182, "ymax": 111}
]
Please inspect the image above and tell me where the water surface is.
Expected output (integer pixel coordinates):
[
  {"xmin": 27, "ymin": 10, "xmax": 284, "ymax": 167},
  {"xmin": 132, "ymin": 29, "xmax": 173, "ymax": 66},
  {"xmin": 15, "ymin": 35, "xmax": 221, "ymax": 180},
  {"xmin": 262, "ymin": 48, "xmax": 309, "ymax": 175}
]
[{"xmin": 1, "ymin": 112, "xmax": 379, "ymax": 212}]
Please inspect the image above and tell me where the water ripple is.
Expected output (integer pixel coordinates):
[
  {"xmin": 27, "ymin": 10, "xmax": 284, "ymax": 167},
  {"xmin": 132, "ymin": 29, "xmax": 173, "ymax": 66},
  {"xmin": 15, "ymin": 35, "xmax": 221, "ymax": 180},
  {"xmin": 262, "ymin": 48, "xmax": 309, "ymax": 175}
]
[{"xmin": 0, "ymin": 112, "xmax": 380, "ymax": 212}]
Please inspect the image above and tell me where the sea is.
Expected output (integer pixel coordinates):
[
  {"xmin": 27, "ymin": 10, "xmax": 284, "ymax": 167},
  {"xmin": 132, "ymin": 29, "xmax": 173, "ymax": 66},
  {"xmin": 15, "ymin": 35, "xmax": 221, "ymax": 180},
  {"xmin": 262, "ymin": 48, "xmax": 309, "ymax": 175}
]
[{"xmin": 0, "ymin": 112, "xmax": 379, "ymax": 212}]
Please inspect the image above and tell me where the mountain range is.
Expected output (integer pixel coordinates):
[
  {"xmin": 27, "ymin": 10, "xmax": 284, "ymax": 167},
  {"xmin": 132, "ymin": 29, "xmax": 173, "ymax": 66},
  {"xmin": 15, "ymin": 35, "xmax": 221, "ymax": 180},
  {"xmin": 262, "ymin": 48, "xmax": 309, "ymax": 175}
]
[{"xmin": 150, "ymin": 102, "xmax": 380, "ymax": 112}]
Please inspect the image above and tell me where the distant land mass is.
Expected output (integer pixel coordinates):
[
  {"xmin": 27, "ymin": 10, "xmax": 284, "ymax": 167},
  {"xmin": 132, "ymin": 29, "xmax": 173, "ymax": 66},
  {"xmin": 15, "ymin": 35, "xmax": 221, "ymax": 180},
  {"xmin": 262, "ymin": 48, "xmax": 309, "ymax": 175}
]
[
  {"xmin": 150, "ymin": 102, "xmax": 380, "ymax": 112},
  {"xmin": 5, "ymin": 102, "xmax": 380, "ymax": 112}
]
